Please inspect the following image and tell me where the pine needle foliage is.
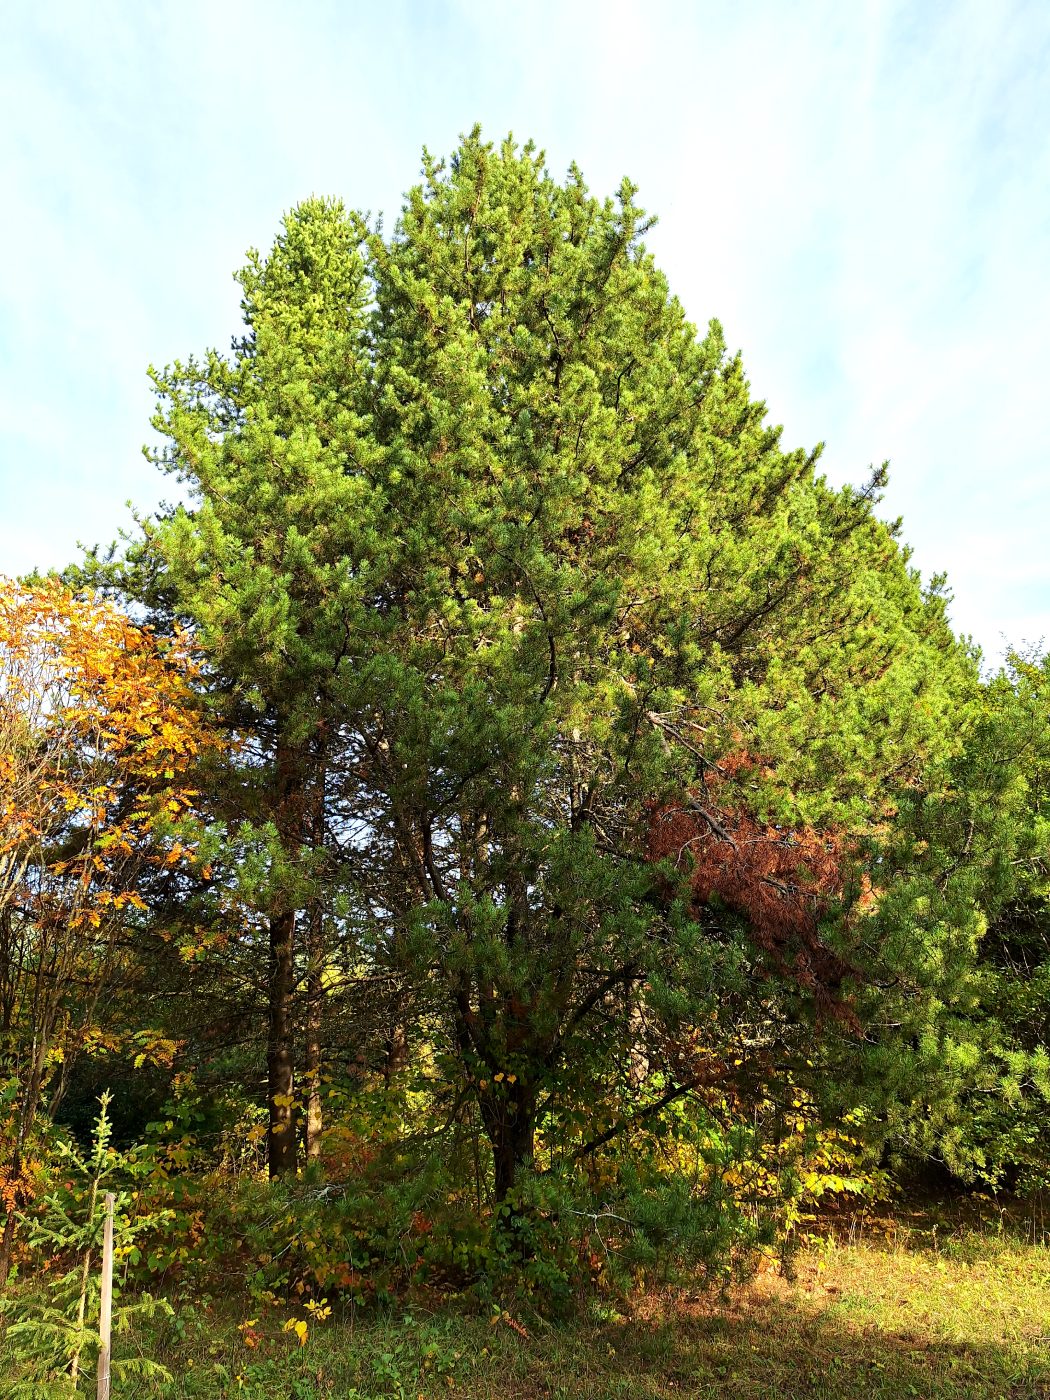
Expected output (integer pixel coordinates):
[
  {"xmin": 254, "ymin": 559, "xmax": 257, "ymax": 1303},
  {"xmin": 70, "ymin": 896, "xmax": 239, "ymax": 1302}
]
[
  {"xmin": 0, "ymin": 1092, "xmax": 174, "ymax": 1396},
  {"xmin": 92, "ymin": 129, "xmax": 999, "ymax": 1208}
]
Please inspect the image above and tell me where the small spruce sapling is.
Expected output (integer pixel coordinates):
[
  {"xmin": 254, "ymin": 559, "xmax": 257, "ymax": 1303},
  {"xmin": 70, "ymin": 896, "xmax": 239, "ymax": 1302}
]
[{"xmin": 0, "ymin": 1091, "xmax": 174, "ymax": 1396}]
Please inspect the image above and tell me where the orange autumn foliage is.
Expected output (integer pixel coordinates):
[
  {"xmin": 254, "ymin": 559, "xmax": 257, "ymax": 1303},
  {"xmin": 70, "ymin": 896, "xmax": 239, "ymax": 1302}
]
[
  {"xmin": 0, "ymin": 575, "xmax": 218, "ymax": 924},
  {"xmin": 0, "ymin": 576, "xmax": 222, "ymax": 1275}
]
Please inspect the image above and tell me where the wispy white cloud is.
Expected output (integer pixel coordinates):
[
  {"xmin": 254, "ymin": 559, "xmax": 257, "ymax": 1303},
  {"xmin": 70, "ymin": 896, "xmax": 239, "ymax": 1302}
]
[{"xmin": 1, "ymin": 0, "xmax": 1047, "ymax": 659}]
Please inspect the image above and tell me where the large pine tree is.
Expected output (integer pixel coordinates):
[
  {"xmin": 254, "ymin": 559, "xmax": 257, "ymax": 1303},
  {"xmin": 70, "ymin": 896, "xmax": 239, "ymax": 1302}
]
[
  {"xmin": 112, "ymin": 131, "xmax": 976, "ymax": 1191},
  {"xmin": 120, "ymin": 198, "xmax": 383, "ymax": 1175}
]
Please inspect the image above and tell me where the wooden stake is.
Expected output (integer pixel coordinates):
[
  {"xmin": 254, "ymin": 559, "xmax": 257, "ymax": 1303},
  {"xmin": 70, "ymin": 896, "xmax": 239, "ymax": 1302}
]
[{"xmin": 97, "ymin": 1192, "xmax": 115, "ymax": 1400}]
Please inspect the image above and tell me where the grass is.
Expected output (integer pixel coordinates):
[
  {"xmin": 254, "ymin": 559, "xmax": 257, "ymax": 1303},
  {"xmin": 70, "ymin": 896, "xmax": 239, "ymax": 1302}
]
[{"xmin": 5, "ymin": 1206, "xmax": 1049, "ymax": 1398}]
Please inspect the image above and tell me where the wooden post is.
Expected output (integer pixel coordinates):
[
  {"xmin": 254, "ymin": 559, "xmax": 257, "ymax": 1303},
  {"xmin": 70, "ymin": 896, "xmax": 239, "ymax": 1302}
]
[{"xmin": 97, "ymin": 1192, "xmax": 115, "ymax": 1400}]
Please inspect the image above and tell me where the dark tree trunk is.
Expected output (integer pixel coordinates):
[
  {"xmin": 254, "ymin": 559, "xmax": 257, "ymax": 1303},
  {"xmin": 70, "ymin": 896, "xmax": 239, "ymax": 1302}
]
[
  {"xmin": 0, "ymin": 1050, "xmax": 47, "ymax": 1283},
  {"xmin": 267, "ymin": 905, "xmax": 297, "ymax": 1178},
  {"xmin": 480, "ymin": 1081, "xmax": 536, "ymax": 1203},
  {"xmin": 303, "ymin": 757, "xmax": 326, "ymax": 1166},
  {"xmin": 266, "ymin": 735, "xmax": 307, "ymax": 1180},
  {"xmin": 0, "ymin": 1159, "xmax": 19, "ymax": 1282}
]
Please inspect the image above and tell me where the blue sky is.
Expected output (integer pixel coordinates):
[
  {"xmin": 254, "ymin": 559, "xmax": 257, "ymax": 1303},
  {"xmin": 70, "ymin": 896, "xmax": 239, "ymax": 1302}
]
[{"xmin": 1, "ymin": 0, "xmax": 1048, "ymax": 660}]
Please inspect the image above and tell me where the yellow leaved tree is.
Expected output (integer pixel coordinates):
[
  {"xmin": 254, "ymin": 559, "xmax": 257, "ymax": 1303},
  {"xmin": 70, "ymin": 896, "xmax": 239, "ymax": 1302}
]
[{"xmin": 0, "ymin": 576, "xmax": 218, "ymax": 1278}]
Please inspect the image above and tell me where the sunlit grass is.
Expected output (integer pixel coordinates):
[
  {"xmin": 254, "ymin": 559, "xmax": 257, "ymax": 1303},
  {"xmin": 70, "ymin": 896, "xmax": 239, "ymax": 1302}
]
[{"xmin": 5, "ymin": 1207, "xmax": 1049, "ymax": 1398}]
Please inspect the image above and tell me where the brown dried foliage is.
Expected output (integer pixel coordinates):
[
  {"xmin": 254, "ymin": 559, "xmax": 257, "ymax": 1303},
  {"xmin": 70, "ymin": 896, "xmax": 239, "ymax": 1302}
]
[{"xmin": 647, "ymin": 757, "xmax": 859, "ymax": 1028}]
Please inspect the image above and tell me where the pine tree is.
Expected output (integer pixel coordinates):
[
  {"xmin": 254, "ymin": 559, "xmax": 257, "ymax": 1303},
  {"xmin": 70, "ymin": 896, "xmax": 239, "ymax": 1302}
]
[
  {"xmin": 869, "ymin": 650, "xmax": 1050, "ymax": 1186},
  {"xmin": 118, "ymin": 199, "xmax": 381, "ymax": 1176},
  {"xmin": 331, "ymin": 131, "xmax": 973, "ymax": 1198},
  {"xmin": 110, "ymin": 131, "xmax": 975, "ymax": 1197}
]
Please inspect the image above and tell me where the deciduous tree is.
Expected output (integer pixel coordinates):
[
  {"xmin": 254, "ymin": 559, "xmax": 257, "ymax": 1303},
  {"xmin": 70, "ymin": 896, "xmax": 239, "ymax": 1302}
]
[{"xmin": 0, "ymin": 577, "xmax": 214, "ymax": 1276}]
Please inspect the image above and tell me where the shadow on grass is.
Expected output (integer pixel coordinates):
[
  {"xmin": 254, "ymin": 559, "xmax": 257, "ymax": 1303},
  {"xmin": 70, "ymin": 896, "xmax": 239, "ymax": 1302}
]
[
  {"xmin": 575, "ymin": 1289, "xmax": 1050, "ymax": 1400},
  {"xmin": 144, "ymin": 1280, "xmax": 1049, "ymax": 1400}
]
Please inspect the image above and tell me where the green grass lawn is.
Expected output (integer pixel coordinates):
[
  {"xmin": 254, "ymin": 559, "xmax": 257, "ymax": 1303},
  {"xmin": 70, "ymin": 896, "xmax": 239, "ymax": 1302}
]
[{"xmin": 5, "ymin": 1208, "xmax": 1049, "ymax": 1398}]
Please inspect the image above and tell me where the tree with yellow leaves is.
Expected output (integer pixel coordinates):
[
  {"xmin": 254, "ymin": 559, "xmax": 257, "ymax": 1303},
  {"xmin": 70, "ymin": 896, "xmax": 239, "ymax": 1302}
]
[{"xmin": 0, "ymin": 576, "xmax": 218, "ymax": 1278}]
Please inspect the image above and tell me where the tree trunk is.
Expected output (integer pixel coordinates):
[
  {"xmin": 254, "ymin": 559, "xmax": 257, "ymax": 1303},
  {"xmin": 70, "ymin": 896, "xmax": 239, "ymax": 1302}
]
[
  {"xmin": 627, "ymin": 991, "xmax": 650, "ymax": 1087},
  {"xmin": 480, "ymin": 1081, "xmax": 535, "ymax": 1203},
  {"xmin": 267, "ymin": 734, "xmax": 306, "ymax": 1180},
  {"xmin": 381, "ymin": 1024, "xmax": 408, "ymax": 1083},
  {"xmin": 303, "ymin": 754, "xmax": 326, "ymax": 1165},
  {"xmin": 0, "ymin": 1186, "xmax": 17, "ymax": 1283},
  {"xmin": 266, "ymin": 905, "xmax": 297, "ymax": 1178},
  {"xmin": 0, "ymin": 1039, "xmax": 49, "ymax": 1282},
  {"xmin": 303, "ymin": 937, "xmax": 323, "ymax": 1165}
]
